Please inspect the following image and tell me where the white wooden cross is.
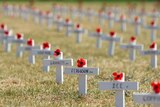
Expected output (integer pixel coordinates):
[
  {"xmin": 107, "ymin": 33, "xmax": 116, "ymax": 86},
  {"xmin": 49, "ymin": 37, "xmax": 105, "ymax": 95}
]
[
  {"xmin": 7, "ymin": 33, "xmax": 26, "ymax": 57},
  {"xmin": 43, "ymin": 49, "xmax": 73, "ymax": 84},
  {"xmin": 89, "ymin": 27, "xmax": 103, "ymax": 48},
  {"xmin": 86, "ymin": 8, "xmax": 95, "ymax": 22},
  {"xmin": 63, "ymin": 18, "xmax": 73, "ymax": 36},
  {"xmin": 39, "ymin": 11, "xmax": 46, "ymax": 25},
  {"xmin": 117, "ymin": 14, "xmax": 127, "ymax": 32},
  {"xmin": 107, "ymin": 11, "xmax": 115, "ymax": 28},
  {"xmin": 0, "ymin": 24, "xmax": 7, "ymax": 36},
  {"xmin": 55, "ymin": 15, "xmax": 63, "ymax": 32},
  {"xmin": 29, "ymin": 42, "xmax": 53, "ymax": 65},
  {"xmin": 98, "ymin": 10, "xmax": 105, "ymax": 26},
  {"xmin": 141, "ymin": 42, "xmax": 160, "ymax": 68},
  {"xmin": 73, "ymin": 24, "xmax": 85, "ymax": 43},
  {"xmin": 17, "ymin": 38, "xmax": 40, "ymax": 58},
  {"xmin": 0, "ymin": 24, "xmax": 7, "ymax": 44},
  {"xmin": 64, "ymin": 58, "xmax": 99, "ymax": 95},
  {"xmin": 3, "ymin": 29, "xmax": 14, "ymax": 52},
  {"xmin": 33, "ymin": 8, "xmax": 40, "ymax": 24},
  {"xmin": 131, "ymin": 16, "xmax": 141, "ymax": 36},
  {"xmin": 144, "ymin": 20, "xmax": 160, "ymax": 41},
  {"xmin": 46, "ymin": 11, "xmax": 53, "ymax": 29},
  {"xmin": 99, "ymin": 72, "xmax": 139, "ymax": 107},
  {"xmin": 120, "ymin": 36, "xmax": 143, "ymax": 61},
  {"xmin": 133, "ymin": 81, "xmax": 160, "ymax": 107},
  {"xmin": 101, "ymin": 31, "xmax": 121, "ymax": 56}
]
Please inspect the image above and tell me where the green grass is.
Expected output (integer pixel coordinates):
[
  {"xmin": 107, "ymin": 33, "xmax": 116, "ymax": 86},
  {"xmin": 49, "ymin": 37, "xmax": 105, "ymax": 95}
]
[{"xmin": 0, "ymin": 1, "xmax": 160, "ymax": 107}]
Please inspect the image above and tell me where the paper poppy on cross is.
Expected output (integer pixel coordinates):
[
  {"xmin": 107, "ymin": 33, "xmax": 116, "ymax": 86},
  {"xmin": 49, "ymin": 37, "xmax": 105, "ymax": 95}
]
[
  {"xmin": 96, "ymin": 27, "xmax": 102, "ymax": 34},
  {"xmin": 109, "ymin": 31, "xmax": 115, "ymax": 37},
  {"xmin": 0, "ymin": 24, "xmax": 4, "ymax": 29},
  {"xmin": 151, "ymin": 82, "xmax": 160, "ymax": 94},
  {"xmin": 112, "ymin": 72, "xmax": 123, "ymax": 81},
  {"xmin": 16, "ymin": 33, "xmax": 22, "ymax": 39},
  {"xmin": 54, "ymin": 49, "xmax": 61, "ymax": 57},
  {"xmin": 4, "ymin": 30, "xmax": 9, "ymax": 36},
  {"xmin": 42, "ymin": 42, "xmax": 50, "ymax": 49},
  {"xmin": 149, "ymin": 42, "xmax": 156, "ymax": 49},
  {"xmin": 27, "ymin": 38, "xmax": 33, "ymax": 46},
  {"xmin": 134, "ymin": 16, "xmax": 139, "ymax": 22},
  {"xmin": 150, "ymin": 20, "xmax": 155, "ymax": 26},
  {"xmin": 76, "ymin": 24, "xmax": 80, "ymax": 29},
  {"xmin": 66, "ymin": 18, "xmax": 70, "ymax": 23},
  {"xmin": 130, "ymin": 36, "xmax": 136, "ymax": 42},
  {"xmin": 77, "ymin": 58, "xmax": 86, "ymax": 67}
]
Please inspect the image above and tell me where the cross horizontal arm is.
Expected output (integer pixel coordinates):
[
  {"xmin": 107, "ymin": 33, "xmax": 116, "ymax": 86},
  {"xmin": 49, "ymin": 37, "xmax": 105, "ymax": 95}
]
[
  {"xmin": 64, "ymin": 67, "xmax": 99, "ymax": 75},
  {"xmin": 31, "ymin": 49, "xmax": 54, "ymax": 55},
  {"xmin": 99, "ymin": 81, "xmax": 139, "ymax": 90},
  {"xmin": 43, "ymin": 58, "xmax": 73, "ymax": 66},
  {"xmin": 133, "ymin": 93, "xmax": 160, "ymax": 104}
]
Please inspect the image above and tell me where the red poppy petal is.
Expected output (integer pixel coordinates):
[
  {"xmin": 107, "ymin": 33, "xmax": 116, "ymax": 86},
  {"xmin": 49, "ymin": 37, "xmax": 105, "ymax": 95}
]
[{"xmin": 112, "ymin": 72, "xmax": 117, "ymax": 76}]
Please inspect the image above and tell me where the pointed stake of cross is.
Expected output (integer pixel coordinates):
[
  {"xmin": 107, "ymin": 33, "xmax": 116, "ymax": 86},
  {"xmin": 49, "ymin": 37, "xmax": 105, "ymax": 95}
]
[
  {"xmin": 99, "ymin": 72, "xmax": 139, "ymax": 107},
  {"xmin": 133, "ymin": 81, "xmax": 160, "ymax": 107},
  {"xmin": 120, "ymin": 37, "xmax": 143, "ymax": 61},
  {"xmin": 102, "ymin": 31, "xmax": 122, "ymax": 56},
  {"xmin": 141, "ymin": 42, "xmax": 160, "ymax": 68},
  {"xmin": 43, "ymin": 51, "xmax": 73, "ymax": 84},
  {"xmin": 64, "ymin": 58, "xmax": 99, "ymax": 95}
]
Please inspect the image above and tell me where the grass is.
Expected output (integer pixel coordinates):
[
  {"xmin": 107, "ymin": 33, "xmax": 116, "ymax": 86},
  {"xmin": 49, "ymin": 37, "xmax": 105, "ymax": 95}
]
[{"xmin": 0, "ymin": 1, "xmax": 160, "ymax": 107}]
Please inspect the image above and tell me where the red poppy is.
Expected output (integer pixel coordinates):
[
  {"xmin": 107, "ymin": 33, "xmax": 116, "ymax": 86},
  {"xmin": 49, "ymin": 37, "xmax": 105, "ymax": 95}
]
[
  {"xmin": 76, "ymin": 24, "xmax": 80, "ymax": 29},
  {"xmin": 130, "ymin": 36, "xmax": 136, "ymax": 42},
  {"xmin": 150, "ymin": 20, "xmax": 155, "ymax": 26},
  {"xmin": 54, "ymin": 49, "xmax": 61, "ymax": 56},
  {"xmin": 77, "ymin": 58, "xmax": 86, "ymax": 67},
  {"xmin": 0, "ymin": 24, "xmax": 4, "ymax": 29},
  {"xmin": 96, "ymin": 27, "xmax": 101, "ymax": 33},
  {"xmin": 42, "ymin": 42, "xmax": 50, "ymax": 49},
  {"xmin": 112, "ymin": 72, "xmax": 123, "ymax": 81},
  {"xmin": 27, "ymin": 38, "xmax": 33, "ymax": 46},
  {"xmin": 16, "ymin": 33, "xmax": 22, "ymax": 39},
  {"xmin": 4, "ymin": 30, "xmax": 9, "ymax": 35},
  {"xmin": 66, "ymin": 18, "xmax": 70, "ymax": 23},
  {"xmin": 109, "ymin": 31, "xmax": 115, "ymax": 37},
  {"xmin": 151, "ymin": 82, "xmax": 160, "ymax": 94},
  {"xmin": 134, "ymin": 16, "xmax": 138, "ymax": 22},
  {"xmin": 150, "ymin": 42, "xmax": 156, "ymax": 49}
]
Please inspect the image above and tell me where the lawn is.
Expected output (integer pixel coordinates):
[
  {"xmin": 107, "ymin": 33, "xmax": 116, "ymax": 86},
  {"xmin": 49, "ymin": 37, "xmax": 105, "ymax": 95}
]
[{"xmin": 0, "ymin": 1, "xmax": 160, "ymax": 107}]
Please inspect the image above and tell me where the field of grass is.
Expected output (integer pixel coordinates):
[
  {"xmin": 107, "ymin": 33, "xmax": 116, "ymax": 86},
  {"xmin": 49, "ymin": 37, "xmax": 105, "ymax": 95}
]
[{"xmin": 0, "ymin": 1, "xmax": 160, "ymax": 107}]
